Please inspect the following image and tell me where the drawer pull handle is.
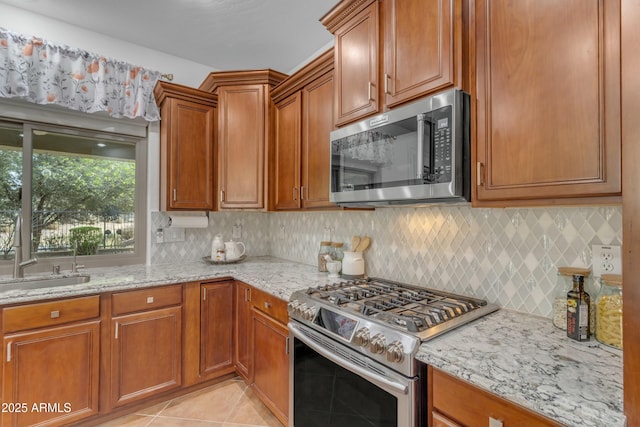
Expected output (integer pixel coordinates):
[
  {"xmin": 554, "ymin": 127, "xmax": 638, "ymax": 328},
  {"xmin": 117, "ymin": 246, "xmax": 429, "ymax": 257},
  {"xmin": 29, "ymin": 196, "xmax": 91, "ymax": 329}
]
[
  {"xmin": 489, "ymin": 417, "xmax": 504, "ymax": 427},
  {"xmin": 7, "ymin": 342, "xmax": 12, "ymax": 362},
  {"xmin": 50, "ymin": 310, "xmax": 60, "ymax": 319},
  {"xmin": 146, "ymin": 296, "xmax": 154, "ymax": 304},
  {"xmin": 264, "ymin": 302, "xmax": 272, "ymax": 309}
]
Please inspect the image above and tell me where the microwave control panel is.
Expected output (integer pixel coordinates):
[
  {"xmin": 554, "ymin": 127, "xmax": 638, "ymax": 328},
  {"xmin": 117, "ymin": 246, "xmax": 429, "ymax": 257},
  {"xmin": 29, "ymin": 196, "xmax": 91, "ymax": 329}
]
[{"xmin": 424, "ymin": 105, "xmax": 453, "ymax": 183}]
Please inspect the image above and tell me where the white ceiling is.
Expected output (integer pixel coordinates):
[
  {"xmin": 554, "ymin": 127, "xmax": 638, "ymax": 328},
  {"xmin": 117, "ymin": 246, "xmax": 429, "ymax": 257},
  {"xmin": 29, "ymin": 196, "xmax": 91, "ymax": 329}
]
[{"xmin": 0, "ymin": 0, "xmax": 337, "ymax": 74}]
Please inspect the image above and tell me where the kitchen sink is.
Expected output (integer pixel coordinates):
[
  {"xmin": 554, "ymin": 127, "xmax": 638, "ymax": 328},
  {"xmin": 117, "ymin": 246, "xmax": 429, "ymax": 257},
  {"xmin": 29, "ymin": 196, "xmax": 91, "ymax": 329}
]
[{"xmin": 0, "ymin": 275, "xmax": 91, "ymax": 292}]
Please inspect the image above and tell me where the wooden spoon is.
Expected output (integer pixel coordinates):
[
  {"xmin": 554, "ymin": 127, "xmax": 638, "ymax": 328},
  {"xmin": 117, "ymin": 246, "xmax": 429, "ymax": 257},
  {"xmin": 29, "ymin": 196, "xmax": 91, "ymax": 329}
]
[
  {"xmin": 355, "ymin": 236, "xmax": 371, "ymax": 252},
  {"xmin": 351, "ymin": 236, "xmax": 361, "ymax": 251}
]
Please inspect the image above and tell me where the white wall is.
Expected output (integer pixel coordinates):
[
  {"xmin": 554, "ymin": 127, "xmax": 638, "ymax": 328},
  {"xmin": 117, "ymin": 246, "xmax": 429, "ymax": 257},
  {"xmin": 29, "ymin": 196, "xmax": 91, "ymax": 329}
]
[{"xmin": 0, "ymin": 3, "xmax": 214, "ymax": 88}]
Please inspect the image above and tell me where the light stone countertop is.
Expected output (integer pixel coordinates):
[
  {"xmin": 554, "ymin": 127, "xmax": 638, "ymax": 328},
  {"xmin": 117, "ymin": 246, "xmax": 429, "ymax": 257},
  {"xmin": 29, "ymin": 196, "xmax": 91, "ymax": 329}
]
[
  {"xmin": 0, "ymin": 256, "xmax": 327, "ymax": 305},
  {"xmin": 0, "ymin": 257, "xmax": 626, "ymax": 427},
  {"xmin": 416, "ymin": 309, "xmax": 625, "ymax": 427}
]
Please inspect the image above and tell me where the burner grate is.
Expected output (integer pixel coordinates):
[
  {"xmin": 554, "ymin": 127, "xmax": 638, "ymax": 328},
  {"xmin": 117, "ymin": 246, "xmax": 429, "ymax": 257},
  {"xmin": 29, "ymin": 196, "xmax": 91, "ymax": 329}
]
[{"xmin": 306, "ymin": 277, "xmax": 489, "ymax": 333}]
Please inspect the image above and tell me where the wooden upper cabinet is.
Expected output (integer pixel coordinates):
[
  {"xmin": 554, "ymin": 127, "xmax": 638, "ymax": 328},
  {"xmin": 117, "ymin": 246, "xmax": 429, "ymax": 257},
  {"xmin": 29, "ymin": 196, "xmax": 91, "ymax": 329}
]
[
  {"xmin": 324, "ymin": 0, "xmax": 379, "ymax": 126},
  {"xmin": 474, "ymin": 0, "xmax": 622, "ymax": 204},
  {"xmin": 154, "ymin": 82, "xmax": 216, "ymax": 211},
  {"xmin": 383, "ymin": 0, "xmax": 462, "ymax": 108},
  {"xmin": 301, "ymin": 71, "xmax": 335, "ymax": 209},
  {"xmin": 218, "ymin": 84, "xmax": 267, "ymax": 209},
  {"xmin": 322, "ymin": 0, "xmax": 463, "ymax": 126},
  {"xmin": 200, "ymin": 70, "xmax": 287, "ymax": 210},
  {"xmin": 271, "ymin": 50, "xmax": 335, "ymax": 211},
  {"xmin": 274, "ymin": 93, "xmax": 302, "ymax": 210}
]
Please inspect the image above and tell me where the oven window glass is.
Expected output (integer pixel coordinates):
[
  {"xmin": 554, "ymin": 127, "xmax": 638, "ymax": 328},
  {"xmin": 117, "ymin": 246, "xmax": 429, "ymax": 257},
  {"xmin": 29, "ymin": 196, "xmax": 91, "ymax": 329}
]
[
  {"xmin": 293, "ymin": 338, "xmax": 397, "ymax": 427},
  {"xmin": 331, "ymin": 105, "xmax": 453, "ymax": 194},
  {"xmin": 314, "ymin": 308, "xmax": 358, "ymax": 341}
]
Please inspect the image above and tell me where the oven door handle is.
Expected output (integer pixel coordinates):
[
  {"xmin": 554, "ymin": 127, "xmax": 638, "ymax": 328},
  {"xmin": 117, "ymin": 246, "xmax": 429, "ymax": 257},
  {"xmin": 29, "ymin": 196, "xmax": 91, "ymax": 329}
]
[{"xmin": 290, "ymin": 323, "xmax": 409, "ymax": 395}]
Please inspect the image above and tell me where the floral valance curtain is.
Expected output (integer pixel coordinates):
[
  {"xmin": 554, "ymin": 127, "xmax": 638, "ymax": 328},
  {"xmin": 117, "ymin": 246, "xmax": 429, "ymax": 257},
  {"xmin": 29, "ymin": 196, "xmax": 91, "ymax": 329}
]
[{"xmin": 0, "ymin": 28, "xmax": 160, "ymax": 121}]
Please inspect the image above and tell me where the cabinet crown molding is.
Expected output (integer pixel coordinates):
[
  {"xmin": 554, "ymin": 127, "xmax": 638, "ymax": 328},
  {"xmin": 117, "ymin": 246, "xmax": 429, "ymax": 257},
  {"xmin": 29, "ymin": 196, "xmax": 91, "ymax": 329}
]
[
  {"xmin": 199, "ymin": 69, "xmax": 288, "ymax": 94},
  {"xmin": 271, "ymin": 49, "xmax": 334, "ymax": 103},
  {"xmin": 320, "ymin": 0, "xmax": 377, "ymax": 33},
  {"xmin": 154, "ymin": 81, "xmax": 217, "ymax": 107}
]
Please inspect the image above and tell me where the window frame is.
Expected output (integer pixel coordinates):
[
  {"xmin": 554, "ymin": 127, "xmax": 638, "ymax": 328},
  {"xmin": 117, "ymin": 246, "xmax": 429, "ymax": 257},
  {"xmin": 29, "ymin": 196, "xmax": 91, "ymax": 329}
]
[{"xmin": 0, "ymin": 102, "xmax": 148, "ymax": 275}]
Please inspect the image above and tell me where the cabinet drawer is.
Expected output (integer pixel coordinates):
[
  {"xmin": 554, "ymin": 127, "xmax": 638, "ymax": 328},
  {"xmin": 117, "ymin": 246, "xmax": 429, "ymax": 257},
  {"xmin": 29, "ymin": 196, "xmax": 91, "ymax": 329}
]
[
  {"xmin": 251, "ymin": 288, "xmax": 288, "ymax": 325},
  {"xmin": 112, "ymin": 284, "xmax": 182, "ymax": 316},
  {"xmin": 432, "ymin": 368, "xmax": 562, "ymax": 427},
  {"xmin": 2, "ymin": 295, "xmax": 100, "ymax": 333}
]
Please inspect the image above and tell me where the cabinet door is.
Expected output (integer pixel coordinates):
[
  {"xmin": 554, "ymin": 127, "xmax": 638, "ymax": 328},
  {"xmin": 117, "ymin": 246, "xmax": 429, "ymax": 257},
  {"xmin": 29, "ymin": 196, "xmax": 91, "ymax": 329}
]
[
  {"xmin": 200, "ymin": 281, "xmax": 234, "ymax": 376},
  {"xmin": 218, "ymin": 84, "xmax": 266, "ymax": 209},
  {"xmin": 334, "ymin": 1, "xmax": 379, "ymax": 126},
  {"xmin": 383, "ymin": 0, "xmax": 460, "ymax": 107},
  {"xmin": 474, "ymin": 0, "xmax": 621, "ymax": 203},
  {"xmin": 302, "ymin": 72, "xmax": 335, "ymax": 209},
  {"xmin": 2, "ymin": 321, "xmax": 100, "ymax": 427},
  {"xmin": 111, "ymin": 306, "xmax": 182, "ymax": 407},
  {"xmin": 251, "ymin": 308, "xmax": 289, "ymax": 426},
  {"xmin": 164, "ymin": 98, "xmax": 215, "ymax": 210},
  {"xmin": 273, "ymin": 92, "xmax": 302, "ymax": 210},
  {"xmin": 234, "ymin": 282, "xmax": 252, "ymax": 381}
]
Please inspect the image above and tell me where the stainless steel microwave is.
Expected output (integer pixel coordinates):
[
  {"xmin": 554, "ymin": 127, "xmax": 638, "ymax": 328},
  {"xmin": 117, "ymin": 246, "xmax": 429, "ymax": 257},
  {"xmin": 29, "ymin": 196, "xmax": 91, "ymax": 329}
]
[{"xmin": 329, "ymin": 88, "xmax": 470, "ymax": 206}]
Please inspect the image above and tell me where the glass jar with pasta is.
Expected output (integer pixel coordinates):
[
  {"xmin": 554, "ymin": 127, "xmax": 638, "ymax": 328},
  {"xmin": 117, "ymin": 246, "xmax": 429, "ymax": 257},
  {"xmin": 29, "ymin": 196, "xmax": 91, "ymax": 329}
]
[
  {"xmin": 595, "ymin": 274, "xmax": 623, "ymax": 350},
  {"xmin": 553, "ymin": 267, "xmax": 591, "ymax": 330}
]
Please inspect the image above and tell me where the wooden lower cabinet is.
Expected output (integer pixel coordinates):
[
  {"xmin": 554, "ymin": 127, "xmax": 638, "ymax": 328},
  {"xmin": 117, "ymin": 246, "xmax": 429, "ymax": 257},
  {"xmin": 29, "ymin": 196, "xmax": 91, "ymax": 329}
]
[
  {"xmin": 110, "ymin": 305, "xmax": 182, "ymax": 408},
  {"xmin": 234, "ymin": 281, "xmax": 253, "ymax": 381},
  {"xmin": 200, "ymin": 281, "xmax": 234, "ymax": 377},
  {"xmin": 1, "ymin": 321, "xmax": 100, "ymax": 427},
  {"xmin": 234, "ymin": 281, "xmax": 289, "ymax": 426},
  {"xmin": 430, "ymin": 366, "xmax": 562, "ymax": 427},
  {"xmin": 251, "ymin": 308, "xmax": 289, "ymax": 425}
]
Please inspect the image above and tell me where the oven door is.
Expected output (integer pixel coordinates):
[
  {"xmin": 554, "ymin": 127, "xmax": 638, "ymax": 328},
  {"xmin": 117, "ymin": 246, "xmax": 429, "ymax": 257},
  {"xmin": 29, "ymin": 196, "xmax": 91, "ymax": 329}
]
[{"xmin": 289, "ymin": 321, "xmax": 419, "ymax": 427}]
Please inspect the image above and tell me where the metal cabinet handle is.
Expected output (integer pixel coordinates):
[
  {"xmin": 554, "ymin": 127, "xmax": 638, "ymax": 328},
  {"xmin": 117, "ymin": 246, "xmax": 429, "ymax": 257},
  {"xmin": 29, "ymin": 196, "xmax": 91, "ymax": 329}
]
[
  {"xmin": 203, "ymin": 288, "xmax": 207, "ymax": 301},
  {"xmin": 245, "ymin": 287, "xmax": 251, "ymax": 302},
  {"xmin": 220, "ymin": 190, "xmax": 225, "ymax": 202},
  {"xmin": 115, "ymin": 322, "xmax": 119, "ymax": 339},
  {"xmin": 368, "ymin": 82, "xmax": 374, "ymax": 101},
  {"xmin": 50, "ymin": 310, "xmax": 60, "ymax": 319},
  {"xmin": 300, "ymin": 186, "xmax": 304, "ymax": 200},
  {"xmin": 264, "ymin": 301, "xmax": 272, "ymax": 309},
  {"xmin": 173, "ymin": 188, "xmax": 177, "ymax": 201},
  {"xmin": 477, "ymin": 162, "xmax": 485, "ymax": 186},
  {"xmin": 384, "ymin": 74, "xmax": 391, "ymax": 94},
  {"xmin": 489, "ymin": 417, "xmax": 504, "ymax": 427},
  {"xmin": 7, "ymin": 342, "xmax": 11, "ymax": 362}
]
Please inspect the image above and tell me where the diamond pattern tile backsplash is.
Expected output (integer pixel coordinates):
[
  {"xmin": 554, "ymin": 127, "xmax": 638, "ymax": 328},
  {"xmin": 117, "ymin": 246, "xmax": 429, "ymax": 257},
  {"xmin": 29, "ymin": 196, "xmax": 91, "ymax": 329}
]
[{"xmin": 151, "ymin": 206, "xmax": 622, "ymax": 318}]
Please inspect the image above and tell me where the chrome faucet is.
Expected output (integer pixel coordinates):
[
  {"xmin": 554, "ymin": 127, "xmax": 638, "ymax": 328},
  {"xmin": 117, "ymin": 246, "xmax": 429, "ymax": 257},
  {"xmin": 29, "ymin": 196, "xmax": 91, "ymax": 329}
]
[
  {"xmin": 12, "ymin": 214, "xmax": 37, "ymax": 278},
  {"xmin": 71, "ymin": 241, "xmax": 84, "ymax": 273}
]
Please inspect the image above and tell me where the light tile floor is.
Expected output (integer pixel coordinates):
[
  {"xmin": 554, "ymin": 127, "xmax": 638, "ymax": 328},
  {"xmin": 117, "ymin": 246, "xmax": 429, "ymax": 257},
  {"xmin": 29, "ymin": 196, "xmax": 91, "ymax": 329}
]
[{"xmin": 96, "ymin": 378, "xmax": 285, "ymax": 427}]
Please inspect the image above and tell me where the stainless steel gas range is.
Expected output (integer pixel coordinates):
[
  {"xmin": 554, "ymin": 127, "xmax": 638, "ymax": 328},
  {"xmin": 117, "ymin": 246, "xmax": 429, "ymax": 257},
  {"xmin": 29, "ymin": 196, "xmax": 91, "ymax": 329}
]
[{"xmin": 287, "ymin": 277, "xmax": 499, "ymax": 427}]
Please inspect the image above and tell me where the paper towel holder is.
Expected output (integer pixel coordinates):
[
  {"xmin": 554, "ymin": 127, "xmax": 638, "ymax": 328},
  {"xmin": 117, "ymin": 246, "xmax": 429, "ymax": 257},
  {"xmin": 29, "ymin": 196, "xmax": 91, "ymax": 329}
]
[{"xmin": 166, "ymin": 212, "xmax": 209, "ymax": 228}]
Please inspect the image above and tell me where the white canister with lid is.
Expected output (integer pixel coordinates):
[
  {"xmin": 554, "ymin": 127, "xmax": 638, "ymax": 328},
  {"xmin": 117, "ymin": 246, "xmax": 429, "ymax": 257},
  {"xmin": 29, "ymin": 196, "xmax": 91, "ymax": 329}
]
[
  {"xmin": 211, "ymin": 234, "xmax": 225, "ymax": 260},
  {"xmin": 342, "ymin": 251, "xmax": 364, "ymax": 278}
]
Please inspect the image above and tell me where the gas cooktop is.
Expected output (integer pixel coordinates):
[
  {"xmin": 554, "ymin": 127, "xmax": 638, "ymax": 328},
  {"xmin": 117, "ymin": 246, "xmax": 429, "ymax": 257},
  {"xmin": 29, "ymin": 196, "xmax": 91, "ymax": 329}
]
[{"xmin": 288, "ymin": 277, "xmax": 499, "ymax": 376}]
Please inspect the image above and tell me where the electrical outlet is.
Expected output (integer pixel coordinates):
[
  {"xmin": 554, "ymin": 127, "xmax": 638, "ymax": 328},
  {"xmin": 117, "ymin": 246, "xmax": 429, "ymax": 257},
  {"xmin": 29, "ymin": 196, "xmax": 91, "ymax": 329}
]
[
  {"xmin": 155, "ymin": 228, "xmax": 164, "ymax": 244},
  {"xmin": 591, "ymin": 244, "xmax": 622, "ymax": 277},
  {"xmin": 163, "ymin": 228, "xmax": 185, "ymax": 243}
]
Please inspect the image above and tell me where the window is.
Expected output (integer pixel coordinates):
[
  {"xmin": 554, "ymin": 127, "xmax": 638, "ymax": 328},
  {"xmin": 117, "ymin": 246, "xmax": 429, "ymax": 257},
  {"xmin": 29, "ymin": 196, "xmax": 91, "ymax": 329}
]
[{"xmin": 0, "ymin": 118, "xmax": 147, "ymax": 273}]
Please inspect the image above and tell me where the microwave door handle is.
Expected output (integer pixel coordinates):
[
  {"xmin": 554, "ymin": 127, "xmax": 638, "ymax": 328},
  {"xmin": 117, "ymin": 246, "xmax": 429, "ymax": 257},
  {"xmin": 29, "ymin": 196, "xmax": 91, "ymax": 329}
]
[{"xmin": 416, "ymin": 113, "xmax": 425, "ymax": 179}]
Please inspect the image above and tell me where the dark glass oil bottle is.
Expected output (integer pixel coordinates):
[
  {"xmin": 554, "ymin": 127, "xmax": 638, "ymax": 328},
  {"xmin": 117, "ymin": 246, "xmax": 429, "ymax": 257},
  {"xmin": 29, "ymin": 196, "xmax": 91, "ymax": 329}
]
[{"xmin": 567, "ymin": 274, "xmax": 591, "ymax": 341}]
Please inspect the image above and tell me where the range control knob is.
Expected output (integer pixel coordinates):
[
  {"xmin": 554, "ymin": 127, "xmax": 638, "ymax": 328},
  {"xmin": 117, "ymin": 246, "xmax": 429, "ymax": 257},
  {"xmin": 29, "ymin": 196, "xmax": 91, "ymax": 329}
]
[
  {"xmin": 353, "ymin": 328, "xmax": 371, "ymax": 347},
  {"xmin": 296, "ymin": 303, "xmax": 308, "ymax": 318},
  {"xmin": 287, "ymin": 300, "xmax": 300, "ymax": 313},
  {"xmin": 369, "ymin": 334, "xmax": 386, "ymax": 354},
  {"xmin": 303, "ymin": 306, "xmax": 317, "ymax": 321},
  {"xmin": 386, "ymin": 341, "xmax": 405, "ymax": 363}
]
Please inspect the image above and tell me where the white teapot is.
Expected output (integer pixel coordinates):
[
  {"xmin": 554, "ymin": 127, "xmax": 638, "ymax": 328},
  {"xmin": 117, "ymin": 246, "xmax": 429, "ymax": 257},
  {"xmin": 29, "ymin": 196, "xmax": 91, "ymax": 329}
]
[{"xmin": 224, "ymin": 240, "xmax": 246, "ymax": 261}]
